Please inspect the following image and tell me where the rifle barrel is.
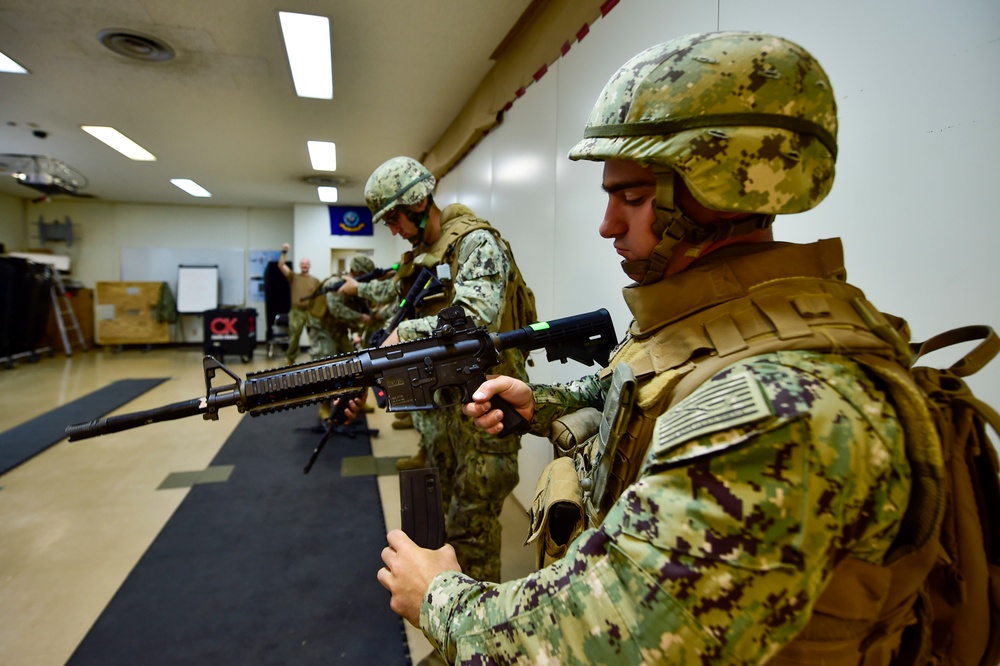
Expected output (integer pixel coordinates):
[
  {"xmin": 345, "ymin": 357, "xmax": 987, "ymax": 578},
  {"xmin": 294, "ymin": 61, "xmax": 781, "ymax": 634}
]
[{"xmin": 65, "ymin": 396, "xmax": 214, "ymax": 441}]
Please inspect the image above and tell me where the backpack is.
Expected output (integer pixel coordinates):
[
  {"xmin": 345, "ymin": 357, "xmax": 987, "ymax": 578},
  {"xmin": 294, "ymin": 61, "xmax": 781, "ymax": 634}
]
[{"xmin": 908, "ymin": 325, "xmax": 1000, "ymax": 665}]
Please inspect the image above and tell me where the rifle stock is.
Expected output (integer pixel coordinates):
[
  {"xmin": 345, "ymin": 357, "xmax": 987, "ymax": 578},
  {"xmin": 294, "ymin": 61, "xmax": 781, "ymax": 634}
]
[{"xmin": 65, "ymin": 305, "xmax": 617, "ymax": 443}]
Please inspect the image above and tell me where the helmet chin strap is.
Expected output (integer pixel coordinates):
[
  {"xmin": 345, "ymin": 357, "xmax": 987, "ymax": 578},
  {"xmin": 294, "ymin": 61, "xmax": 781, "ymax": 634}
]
[
  {"xmin": 402, "ymin": 194, "xmax": 433, "ymax": 246},
  {"xmin": 621, "ymin": 168, "xmax": 697, "ymax": 285},
  {"xmin": 621, "ymin": 168, "xmax": 776, "ymax": 285}
]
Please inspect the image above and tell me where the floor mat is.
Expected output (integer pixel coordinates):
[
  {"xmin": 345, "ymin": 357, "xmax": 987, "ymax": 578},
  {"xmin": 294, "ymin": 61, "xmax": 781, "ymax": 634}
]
[
  {"xmin": 0, "ymin": 377, "xmax": 168, "ymax": 476},
  {"xmin": 67, "ymin": 408, "xmax": 411, "ymax": 666}
]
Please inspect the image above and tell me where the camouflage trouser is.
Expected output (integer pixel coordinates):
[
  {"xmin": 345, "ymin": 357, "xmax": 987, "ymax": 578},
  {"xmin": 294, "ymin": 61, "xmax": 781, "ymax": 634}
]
[
  {"xmin": 286, "ymin": 307, "xmax": 309, "ymax": 363},
  {"xmin": 304, "ymin": 315, "xmax": 337, "ymax": 360},
  {"xmin": 329, "ymin": 326, "xmax": 354, "ymax": 356},
  {"xmin": 414, "ymin": 404, "xmax": 519, "ymax": 583}
]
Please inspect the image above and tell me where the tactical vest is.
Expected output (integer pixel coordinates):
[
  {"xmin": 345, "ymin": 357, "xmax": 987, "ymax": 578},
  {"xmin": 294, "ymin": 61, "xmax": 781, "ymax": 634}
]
[
  {"xmin": 572, "ymin": 239, "xmax": 944, "ymax": 664},
  {"xmin": 395, "ymin": 204, "xmax": 536, "ymax": 333},
  {"xmin": 393, "ymin": 204, "xmax": 535, "ymax": 379}
]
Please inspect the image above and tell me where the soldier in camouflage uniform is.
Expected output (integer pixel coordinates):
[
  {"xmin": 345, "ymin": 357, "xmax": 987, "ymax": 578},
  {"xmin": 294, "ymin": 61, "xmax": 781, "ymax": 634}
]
[
  {"xmin": 312, "ymin": 256, "xmax": 379, "ymax": 421},
  {"xmin": 341, "ymin": 156, "xmax": 533, "ymax": 584},
  {"xmin": 378, "ymin": 32, "xmax": 942, "ymax": 664},
  {"xmin": 322, "ymin": 255, "xmax": 376, "ymax": 353}
]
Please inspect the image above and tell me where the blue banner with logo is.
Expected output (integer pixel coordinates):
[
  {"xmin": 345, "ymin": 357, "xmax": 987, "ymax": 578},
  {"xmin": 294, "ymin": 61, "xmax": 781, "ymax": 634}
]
[{"xmin": 328, "ymin": 206, "xmax": 373, "ymax": 236}]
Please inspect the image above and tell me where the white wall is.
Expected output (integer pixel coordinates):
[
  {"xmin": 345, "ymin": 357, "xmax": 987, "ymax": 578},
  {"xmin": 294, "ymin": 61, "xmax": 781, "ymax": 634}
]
[{"xmin": 438, "ymin": 0, "xmax": 1000, "ymax": 507}]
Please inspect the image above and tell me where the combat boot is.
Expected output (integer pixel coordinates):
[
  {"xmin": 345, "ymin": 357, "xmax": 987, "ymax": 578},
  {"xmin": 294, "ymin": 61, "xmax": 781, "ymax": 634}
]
[
  {"xmin": 395, "ymin": 447, "xmax": 427, "ymax": 471},
  {"xmin": 391, "ymin": 413, "xmax": 414, "ymax": 430}
]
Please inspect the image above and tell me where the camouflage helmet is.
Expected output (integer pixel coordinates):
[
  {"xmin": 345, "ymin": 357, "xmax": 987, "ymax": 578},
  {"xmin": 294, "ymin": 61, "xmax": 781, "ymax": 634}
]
[
  {"xmin": 364, "ymin": 156, "xmax": 437, "ymax": 224},
  {"xmin": 350, "ymin": 255, "xmax": 375, "ymax": 274},
  {"xmin": 569, "ymin": 31, "xmax": 837, "ymax": 215}
]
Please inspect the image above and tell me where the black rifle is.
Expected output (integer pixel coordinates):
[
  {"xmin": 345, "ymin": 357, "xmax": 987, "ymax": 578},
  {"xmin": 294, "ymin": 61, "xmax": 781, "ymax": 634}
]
[
  {"xmin": 65, "ymin": 305, "xmax": 617, "ymax": 446},
  {"xmin": 300, "ymin": 267, "xmax": 448, "ymax": 472},
  {"xmin": 368, "ymin": 267, "xmax": 447, "ymax": 407},
  {"xmin": 302, "ymin": 263, "xmax": 399, "ymax": 302}
]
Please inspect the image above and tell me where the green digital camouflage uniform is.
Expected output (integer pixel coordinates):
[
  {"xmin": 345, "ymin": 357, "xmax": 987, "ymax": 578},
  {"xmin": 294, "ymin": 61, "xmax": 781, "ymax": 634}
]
[
  {"xmin": 420, "ymin": 349, "xmax": 910, "ymax": 663},
  {"xmin": 324, "ymin": 285, "xmax": 368, "ymax": 354},
  {"xmin": 302, "ymin": 318, "xmax": 334, "ymax": 359},
  {"xmin": 366, "ymin": 203, "xmax": 530, "ymax": 582},
  {"xmin": 303, "ymin": 294, "xmax": 337, "ymax": 360},
  {"xmin": 411, "ymin": 33, "xmax": 918, "ymax": 662},
  {"xmin": 358, "ymin": 274, "xmax": 397, "ymax": 307}
]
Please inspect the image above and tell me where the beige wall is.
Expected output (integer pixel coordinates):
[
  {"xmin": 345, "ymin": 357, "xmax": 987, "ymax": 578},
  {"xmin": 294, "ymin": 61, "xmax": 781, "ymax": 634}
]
[
  {"xmin": 5, "ymin": 198, "xmax": 409, "ymax": 344},
  {"xmin": 0, "ymin": 192, "xmax": 26, "ymax": 253},
  {"xmin": 4, "ymin": 199, "xmax": 293, "ymax": 342},
  {"xmin": 20, "ymin": 200, "xmax": 293, "ymax": 294}
]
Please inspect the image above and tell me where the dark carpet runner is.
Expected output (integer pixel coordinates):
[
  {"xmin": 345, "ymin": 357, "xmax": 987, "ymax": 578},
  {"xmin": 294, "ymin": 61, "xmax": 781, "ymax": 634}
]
[
  {"xmin": 0, "ymin": 377, "xmax": 168, "ymax": 476},
  {"xmin": 68, "ymin": 408, "xmax": 411, "ymax": 665}
]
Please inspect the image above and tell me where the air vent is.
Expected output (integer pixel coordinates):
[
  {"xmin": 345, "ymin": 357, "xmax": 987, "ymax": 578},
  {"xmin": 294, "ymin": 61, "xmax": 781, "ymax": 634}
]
[
  {"xmin": 302, "ymin": 175, "xmax": 348, "ymax": 187},
  {"xmin": 97, "ymin": 29, "xmax": 175, "ymax": 62}
]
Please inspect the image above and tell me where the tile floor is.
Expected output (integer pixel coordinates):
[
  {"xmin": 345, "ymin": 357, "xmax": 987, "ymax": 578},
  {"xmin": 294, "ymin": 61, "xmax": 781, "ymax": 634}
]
[{"xmin": 0, "ymin": 345, "xmax": 536, "ymax": 665}]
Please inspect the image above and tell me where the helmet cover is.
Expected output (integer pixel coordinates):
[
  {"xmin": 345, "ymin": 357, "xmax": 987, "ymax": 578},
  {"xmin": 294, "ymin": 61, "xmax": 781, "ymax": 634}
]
[
  {"xmin": 569, "ymin": 31, "xmax": 837, "ymax": 214},
  {"xmin": 350, "ymin": 255, "xmax": 375, "ymax": 274},
  {"xmin": 364, "ymin": 156, "xmax": 437, "ymax": 224}
]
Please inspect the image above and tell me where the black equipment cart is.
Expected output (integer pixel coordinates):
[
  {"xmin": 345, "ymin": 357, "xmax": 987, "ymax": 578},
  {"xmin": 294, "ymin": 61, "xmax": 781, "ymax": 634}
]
[{"xmin": 203, "ymin": 308, "xmax": 257, "ymax": 362}]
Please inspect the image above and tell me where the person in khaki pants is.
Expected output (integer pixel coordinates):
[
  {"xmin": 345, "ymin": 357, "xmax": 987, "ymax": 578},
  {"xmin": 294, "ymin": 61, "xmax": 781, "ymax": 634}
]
[{"xmin": 277, "ymin": 243, "xmax": 318, "ymax": 365}]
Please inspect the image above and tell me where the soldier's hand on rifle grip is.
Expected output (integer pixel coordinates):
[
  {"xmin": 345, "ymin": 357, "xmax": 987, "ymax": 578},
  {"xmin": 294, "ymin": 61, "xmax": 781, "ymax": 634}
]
[
  {"xmin": 340, "ymin": 394, "xmax": 368, "ymax": 423},
  {"xmin": 463, "ymin": 375, "xmax": 535, "ymax": 437}
]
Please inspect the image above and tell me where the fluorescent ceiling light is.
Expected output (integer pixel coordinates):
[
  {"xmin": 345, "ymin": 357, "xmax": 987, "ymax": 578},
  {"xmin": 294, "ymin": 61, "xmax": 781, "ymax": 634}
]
[
  {"xmin": 279, "ymin": 12, "xmax": 333, "ymax": 99},
  {"xmin": 317, "ymin": 186, "xmax": 338, "ymax": 203},
  {"xmin": 0, "ymin": 50, "xmax": 27, "ymax": 74},
  {"xmin": 307, "ymin": 141, "xmax": 337, "ymax": 171},
  {"xmin": 171, "ymin": 178, "xmax": 212, "ymax": 198},
  {"xmin": 81, "ymin": 125, "xmax": 156, "ymax": 161}
]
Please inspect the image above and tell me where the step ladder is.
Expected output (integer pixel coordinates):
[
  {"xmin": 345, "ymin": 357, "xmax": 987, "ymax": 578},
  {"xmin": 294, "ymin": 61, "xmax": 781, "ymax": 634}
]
[{"xmin": 50, "ymin": 270, "xmax": 88, "ymax": 356}]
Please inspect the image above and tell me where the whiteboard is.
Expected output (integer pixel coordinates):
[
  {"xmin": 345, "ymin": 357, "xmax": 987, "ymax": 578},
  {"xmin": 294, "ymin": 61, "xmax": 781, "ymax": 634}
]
[{"xmin": 177, "ymin": 265, "xmax": 219, "ymax": 313}]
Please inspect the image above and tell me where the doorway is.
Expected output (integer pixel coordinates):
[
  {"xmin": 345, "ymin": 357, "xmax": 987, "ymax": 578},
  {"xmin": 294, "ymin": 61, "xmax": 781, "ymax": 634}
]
[{"xmin": 329, "ymin": 249, "xmax": 374, "ymax": 279}]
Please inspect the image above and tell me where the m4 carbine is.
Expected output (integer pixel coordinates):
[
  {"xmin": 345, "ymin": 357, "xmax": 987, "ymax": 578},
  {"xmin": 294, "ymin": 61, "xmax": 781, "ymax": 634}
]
[{"xmin": 65, "ymin": 305, "xmax": 617, "ymax": 442}]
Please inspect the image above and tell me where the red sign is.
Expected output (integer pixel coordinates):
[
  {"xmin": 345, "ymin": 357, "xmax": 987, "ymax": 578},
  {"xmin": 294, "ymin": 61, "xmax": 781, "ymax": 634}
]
[{"xmin": 209, "ymin": 317, "xmax": 238, "ymax": 338}]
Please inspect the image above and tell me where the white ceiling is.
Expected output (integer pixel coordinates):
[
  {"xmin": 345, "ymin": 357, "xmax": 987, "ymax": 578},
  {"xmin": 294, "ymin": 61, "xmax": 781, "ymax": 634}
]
[{"xmin": 0, "ymin": 0, "xmax": 535, "ymax": 209}]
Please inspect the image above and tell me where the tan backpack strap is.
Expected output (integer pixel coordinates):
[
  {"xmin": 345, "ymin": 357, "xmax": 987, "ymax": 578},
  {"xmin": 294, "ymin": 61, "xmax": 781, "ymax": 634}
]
[
  {"xmin": 911, "ymin": 325, "xmax": 1000, "ymax": 378},
  {"xmin": 955, "ymin": 393, "xmax": 1000, "ymax": 439}
]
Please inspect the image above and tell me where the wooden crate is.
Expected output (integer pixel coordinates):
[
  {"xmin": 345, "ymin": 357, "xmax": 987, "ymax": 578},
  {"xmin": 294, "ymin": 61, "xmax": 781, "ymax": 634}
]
[{"xmin": 95, "ymin": 282, "xmax": 171, "ymax": 345}]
